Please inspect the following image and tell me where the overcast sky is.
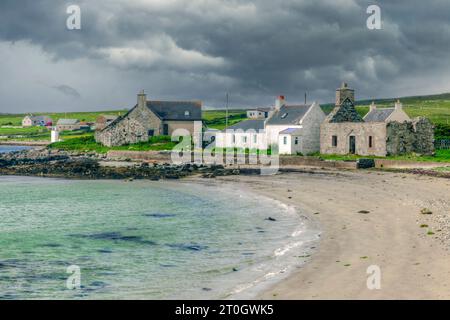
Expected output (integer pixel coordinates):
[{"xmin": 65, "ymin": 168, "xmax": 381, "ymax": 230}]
[{"xmin": 0, "ymin": 0, "xmax": 449, "ymax": 112}]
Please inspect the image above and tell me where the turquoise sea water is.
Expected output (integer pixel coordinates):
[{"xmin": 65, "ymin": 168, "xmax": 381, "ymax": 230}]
[{"xmin": 0, "ymin": 176, "xmax": 319, "ymax": 299}]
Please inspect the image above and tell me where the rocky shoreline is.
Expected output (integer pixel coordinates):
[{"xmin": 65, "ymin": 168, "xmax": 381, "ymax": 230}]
[{"xmin": 0, "ymin": 148, "xmax": 247, "ymax": 180}]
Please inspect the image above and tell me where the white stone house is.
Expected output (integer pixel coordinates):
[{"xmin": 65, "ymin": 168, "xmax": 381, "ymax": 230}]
[
  {"xmin": 278, "ymin": 128, "xmax": 303, "ymax": 155},
  {"xmin": 246, "ymin": 107, "xmax": 273, "ymax": 119},
  {"xmin": 214, "ymin": 96, "xmax": 326, "ymax": 154},
  {"xmin": 264, "ymin": 96, "xmax": 326, "ymax": 155}
]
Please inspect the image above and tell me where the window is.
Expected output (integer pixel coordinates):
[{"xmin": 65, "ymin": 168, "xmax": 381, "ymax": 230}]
[
  {"xmin": 232, "ymin": 134, "xmax": 236, "ymax": 144},
  {"xmin": 184, "ymin": 110, "xmax": 190, "ymax": 117},
  {"xmin": 369, "ymin": 136, "xmax": 373, "ymax": 148},
  {"xmin": 283, "ymin": 136, "xmax": 288, "ymax": 145},
  {"xmin": 253, "ymin": 134, "xmax": 257, "ymax": 143},
  {"xmin": 148, "ymin": 130, "xmax": 154, "ymax": 137},
  {"xmin": 242, "ymin": 136, "xmax": 247, "ymax": 143},
  {"xmin": 332, "ymin": 135, "xmax": 338, "ymax": 147},
  {"xmin": 295, "ymin": 137, "xmax": 299, "ymax": 145}
]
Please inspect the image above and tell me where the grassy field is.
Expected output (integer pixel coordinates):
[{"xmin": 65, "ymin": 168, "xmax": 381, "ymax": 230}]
[
  {"xmin": 202, "ymin": 109, "xmax": 247, "ymax": 130},
  {"xmin": 0, "ymin": 110, "xmax": 126, "ymax": 141},
  {"xmin": 49, "ymin": 135, "xmax": 179, "ymax": 154}
]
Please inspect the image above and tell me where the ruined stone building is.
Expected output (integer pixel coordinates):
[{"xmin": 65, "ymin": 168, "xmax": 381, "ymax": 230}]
[
  {"xmin": 320, "ymin": 83, "xmax": 434, "ymax": 156},
  {"xmin": 95, "ymin": 91, "xmax": 202, "ymax": 147}
]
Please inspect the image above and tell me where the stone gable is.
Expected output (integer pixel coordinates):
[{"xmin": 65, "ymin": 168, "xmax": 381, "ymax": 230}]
[
  {"xmin": 326, "ymin": 98, "xmax": 364, "ymax": 123},
  {"xmin": 95, "ymin": 104, "xmax": 162, "ymax": 147}
]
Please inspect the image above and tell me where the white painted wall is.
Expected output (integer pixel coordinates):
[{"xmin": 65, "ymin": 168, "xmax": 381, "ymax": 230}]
[
  {"xmin": 265, "ymin": 125, "xmax": 302, "ymax": 145},
  {"xmin": 279, "ymin": 134, "xmax": 303, "ymax": 155},
  {"xmin": 215, "ymin": 130, "xmax": 268, "ymax": 150},
  {"xmin": 51, "ymin": 129, "xmax": 60, "ymax": 143}
]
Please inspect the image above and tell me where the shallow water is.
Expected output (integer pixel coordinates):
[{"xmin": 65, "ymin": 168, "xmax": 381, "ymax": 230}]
[
  {"xmin": 0, "ymin": 146, "xmax": 33, "ymax": 154},
  {"xmin": 0, "ymin": 176, "xmax": 319, "ymax": 299}
]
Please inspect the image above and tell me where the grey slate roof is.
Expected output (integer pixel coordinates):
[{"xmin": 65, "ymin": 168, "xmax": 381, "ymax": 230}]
[
  {"xmin": 265, "ymin": 104, "xmax": 311, "ymax": 125},
  {"xmin": 57, "ymin": 119, "xmax": 79, "ymax": 125},
  {"xmin": 26, "ymin": 115, "xmax": 51, "ymax": 121},
  {"xmin": 248, "ymin": 107, "xmax": 272, "ymax": 112},
  {"xmin": 146, "ymin": 101, "xmax": 202, "ymax": 121},
  {"xmin": 364, "ymin": 108, "xmax": 394, "ymax": 122},
  {"xmin": 279, "ymin": 128, "xmax": 302, "ymax": 135},
  {"xmin": 225, "ymin": 119, "xmax": 265, "ymax": 131}
]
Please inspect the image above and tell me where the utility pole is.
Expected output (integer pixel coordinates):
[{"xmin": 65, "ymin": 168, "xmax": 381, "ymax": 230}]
[{"xmin": 225, "ymin": 93, "xmax": 229, "ymax": 129}]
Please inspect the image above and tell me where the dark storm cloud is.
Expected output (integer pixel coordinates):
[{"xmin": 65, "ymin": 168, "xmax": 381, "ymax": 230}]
[
  {"xmin": 0, "ymin": 0, "xmax": 449, "ymax": 111},
  {"xmin": 52, "ymin": 85, "xmax": 81, "ymax": 98}
]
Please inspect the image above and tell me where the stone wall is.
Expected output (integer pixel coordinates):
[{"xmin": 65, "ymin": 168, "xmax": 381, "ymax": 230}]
[
  {"xmin": 299, "ymin": 102, "xmax": 326, "ymax": 154},
  {"xmin": 280, "ymin": 156, "xmax": 357, "ymax": 169},
  {"xmin": 413, "ymin": 117, "xmax": 435, "ymax": 155},
  {"xmin": 320, "ymin": 122, "xmax": 387, "ymax": 156},
  {"xmin": 386, "ymin": 117, "xmax": 434, "ymax": 155},
  {"xmin": 386, "ymin": 121, "xmax": 415, "ymax": 155}
]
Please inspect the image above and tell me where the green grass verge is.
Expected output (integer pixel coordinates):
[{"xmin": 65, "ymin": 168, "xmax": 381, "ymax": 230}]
[
  {"xmin": 49, "ymin": 135, "xmax": 179, "ymax": 154},
  {"xmin": 308, "ymin": 149, "xmax": 450, "ymax": 162}
]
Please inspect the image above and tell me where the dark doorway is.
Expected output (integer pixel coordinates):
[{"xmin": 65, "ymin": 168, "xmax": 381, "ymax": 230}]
[
  {"xmin": 349, "ymin": 136, "xmax": 356, "ymax": 154},
  {"xmin": 148, "ymin": 130, "xmax": 154, "ymax": 137},
  {"xmin": 163, "ymin": 124, "xmax": 169, "ymax": 135}
]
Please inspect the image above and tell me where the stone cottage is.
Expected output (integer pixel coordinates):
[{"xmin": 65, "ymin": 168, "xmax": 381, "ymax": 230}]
[
  {"xmin": 320, "ymin": 83, "xmax": 434, "ymax": 156},
  {"xmin": 95, "ymin": 91, "xmax": 202, "ymax": 147},
  {"xmin": 265, "ymin": 96, "xmax": 326, "ymax": 154},
  {"xmin": 56, "ymin": 119, "xmax": 81, "ymax": 131}
]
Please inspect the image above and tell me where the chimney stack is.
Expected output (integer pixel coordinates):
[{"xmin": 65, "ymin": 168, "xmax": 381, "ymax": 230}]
[
  {"xmin": 395, "ymin": 99, "xmax": 403, "ymax": 111},
  {"xmin": 370, "ymin": 101, "xmax": 377, "ymax": 112},
  {"xmin": 138, "ymin": 90, "xmax": 147, "ymax": 108},
  {"xmin": 275, "ymin": 95, "xmax": 286, "ymax": 110},
  {"xmin": 335, "ymin": 82, "xmax": 355, "ymax": 106}
]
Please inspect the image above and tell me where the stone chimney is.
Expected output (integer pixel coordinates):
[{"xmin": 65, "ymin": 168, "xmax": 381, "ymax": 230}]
[
  {"xmin": 275, "ymin": 95, "xmax": 286, "ymax": 110},
  {"xmin": 370, "ymin": 101, "xmax": 377, "ymax": 112},
  {"xmin": 335, "ymin": 82, "xmax": 355, "ymax": 106},
  {"xmin": 137, "ymin": 90, "xmax": 147, "ymax": 108},
  {"xmin": 395, "ymin": 99, "xmax": 403, "ymax": 111}
]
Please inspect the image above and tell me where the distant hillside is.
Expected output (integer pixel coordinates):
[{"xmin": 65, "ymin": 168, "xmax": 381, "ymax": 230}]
[
  {"xmin": 0, "ymin": 110, "xmax": 127, "ymax": 127},
  {"xmin": 321, "ymin": 92, "xmax": 450, "ymax": 125}
]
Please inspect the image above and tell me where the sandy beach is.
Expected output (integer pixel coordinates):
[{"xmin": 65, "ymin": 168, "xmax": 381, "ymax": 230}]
[{"xmin": 213, "ymin": 169, "xmax": 450, "ymax": 299}]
